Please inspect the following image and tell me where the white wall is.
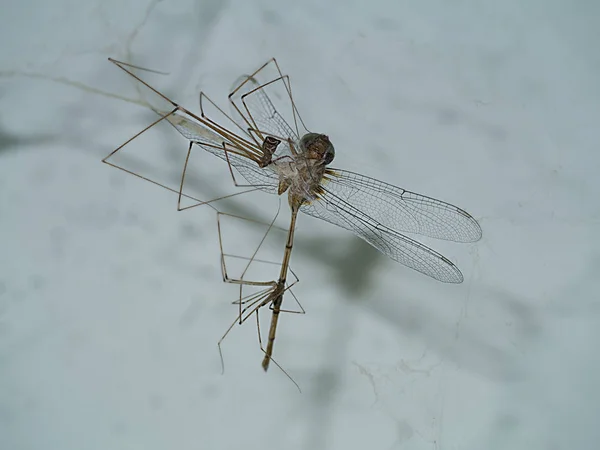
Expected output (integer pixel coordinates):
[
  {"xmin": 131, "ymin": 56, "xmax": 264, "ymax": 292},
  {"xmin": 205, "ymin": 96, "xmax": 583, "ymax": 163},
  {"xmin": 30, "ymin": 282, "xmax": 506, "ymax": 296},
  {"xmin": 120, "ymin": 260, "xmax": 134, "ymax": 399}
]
[{"xmin": 1, "ymin": 0, "xmax": 599, "ymax": 449}]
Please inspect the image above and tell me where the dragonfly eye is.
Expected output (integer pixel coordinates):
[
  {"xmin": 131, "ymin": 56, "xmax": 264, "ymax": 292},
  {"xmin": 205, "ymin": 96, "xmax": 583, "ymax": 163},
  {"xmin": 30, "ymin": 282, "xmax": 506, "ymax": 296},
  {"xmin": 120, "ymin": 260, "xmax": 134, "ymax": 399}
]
[{"xmin": 300, "ymin": 133, "xmax": 335, "ymax": 164}]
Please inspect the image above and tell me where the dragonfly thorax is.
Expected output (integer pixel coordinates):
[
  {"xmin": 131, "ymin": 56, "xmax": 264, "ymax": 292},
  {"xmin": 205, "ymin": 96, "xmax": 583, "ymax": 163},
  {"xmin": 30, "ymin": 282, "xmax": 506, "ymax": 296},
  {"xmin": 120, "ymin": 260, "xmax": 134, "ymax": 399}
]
[{"xmin": 272, "ymin": 133, "xmax": 334, "ymax": 206}]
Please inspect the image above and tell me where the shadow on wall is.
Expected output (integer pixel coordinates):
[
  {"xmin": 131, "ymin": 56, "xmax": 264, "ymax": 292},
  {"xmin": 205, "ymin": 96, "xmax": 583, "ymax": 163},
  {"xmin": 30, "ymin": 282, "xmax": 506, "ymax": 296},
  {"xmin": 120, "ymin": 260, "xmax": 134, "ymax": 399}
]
[{"xmin": 0, "ymin": 123, "xmax": 57, "ymax": 156}]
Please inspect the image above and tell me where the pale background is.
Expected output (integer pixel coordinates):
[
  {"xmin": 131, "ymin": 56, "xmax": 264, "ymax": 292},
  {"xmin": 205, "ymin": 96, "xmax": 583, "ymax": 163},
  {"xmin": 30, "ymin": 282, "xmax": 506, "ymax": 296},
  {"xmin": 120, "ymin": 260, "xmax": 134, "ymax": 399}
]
[{"xmin": 1, "ymin": 0, "xmax": 599, "ymax": 449}]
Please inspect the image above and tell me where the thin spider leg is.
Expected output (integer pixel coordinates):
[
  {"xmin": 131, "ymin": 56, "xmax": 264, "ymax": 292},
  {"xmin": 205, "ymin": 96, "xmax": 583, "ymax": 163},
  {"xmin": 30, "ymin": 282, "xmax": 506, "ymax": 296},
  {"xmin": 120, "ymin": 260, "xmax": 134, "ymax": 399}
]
[
  {"xmin": 216, "ymin": 206, "xmax": 284, "ymax": 324},
  {"xmin": 175, "ymin": 136, "xmax": 278, "ymax": 195},
  {"xmin": 103, "ymin": 111, "xmax": 260, "ymax": 212},
  {"xmin": 229, "ymin": 262, "xmax": 302, "ymax": 314},
  {"xmin": 110, "ymin": 57, "xmax": 265, "ymax": 167},
  {"xmin": 268, "ymin": 284, "xmax": 305, "ymax": 315},
  {"xmin": 229, "ymin": 58, "xmax": 274, "ymax": 98},
  {"xmin": 102, "ymin": 107, "xmax": 209, "ymax": 213},
  {"xmin": 198, "ymin": 91, "xmax": 257, "ymax": 148},
  {"xmin": 269, "ymin": 58, "xmax": 310, "ymax": 135},
  {"xmin": 232, "ymin": 72, "xmax": 303, "ymax": 159},
  {"xmin": 162, "ymin": 108, "xmax": 263, "ymax": 164},
  {"xmin": 255, "ymin": 306, "xmax": 301, "ymax": 392},
  {"xmin": 216, "ymin": 211, "xmax": 282, "ymax": 287},
  {"xmin": 221, "ymin": 253, "xmax": 304, "ymax": 313},
  {"xmin": 102, "ymin": 105, "xmax": 178, "ymax": 163},
  {"xmin": 221, "ymin": 142, "xmax": 268, "ymax": 188},
  {"xmin": 240, "ymin": 77, "xmax": 299, "ymax": 142},
  {"xmin": 233, "ymin": 288, "xmax": 274, "ymax": 306},
  {"xmin": 284, "ymin": 288, "xmax": 305, "ymax": 315},
  {"xmin": 109, "ymin": 58, "xmax": 178, "ymax": 108},
  {"xmin": 239, "ymin": 74, "xmax": 296, "ymax": 144},
  {"xmin": 218, "ymin": 281, "xmax": 298, "ymax": 375},
  {"xmin": 192, "ymin": 97, "xmax": 263, "ymax": 162},
  {"xmin": 236, "ymin": 287, "xmax": 277, "ymax": 323},
  {"xmin": 244, "ymin": 127, "xmax": 291, "ymax": 144},
  {"xmin": 106, "ymin": 59, "xmax": 276, "ymax": 213},
  {"xmin": 241, "ymin": 129, "xmax": 300, "ymax": 166},
  {"xmin": 176, "ymin": 141, "xmax": 263, "ymax": 211},
  {"xmin": 233, "ymin": 203, "xmax": 280, "ymax": 324},
  {"xmin": 215, "ymin": 211, "xmax": 288, "ymax": 237},
  {"xmin": 228, "ymin": 58, "xmax": 309, "ymax": 141},
  {"xmin": 217, "ymin": 285, "xmax": 275, "ymax": 374},
  {"xmin": 107, "ymin": 59, "xmax": 170, "ymax": 76}
]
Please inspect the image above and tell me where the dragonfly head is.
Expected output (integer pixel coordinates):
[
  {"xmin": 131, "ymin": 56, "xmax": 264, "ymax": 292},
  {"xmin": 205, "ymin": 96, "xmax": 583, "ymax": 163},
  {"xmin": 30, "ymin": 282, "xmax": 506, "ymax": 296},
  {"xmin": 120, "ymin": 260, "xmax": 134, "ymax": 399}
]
[{"xmin": 299, "ymin": 133, "xmax": 335, "ymax": 165}]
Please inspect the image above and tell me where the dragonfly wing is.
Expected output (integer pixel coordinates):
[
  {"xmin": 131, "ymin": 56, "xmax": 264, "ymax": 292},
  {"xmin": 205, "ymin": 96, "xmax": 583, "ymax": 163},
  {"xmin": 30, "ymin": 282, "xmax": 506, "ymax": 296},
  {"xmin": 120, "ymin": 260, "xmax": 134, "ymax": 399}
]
[
  {"xmin": 163, "ymin": 109, "xmax": 279, "ymax": 193},
  {"xmin": 229, "ymin": 72, "xmax": 301, "ymax": 160},
  {"xmin": 320, "ymin": 169, "xmax": 482, "ymax": 243},
  {"xmin": 163, "ymin": 108, "xmax": 228, "ymax": 146},
  {"xmin": 201, "ymin": 146, "xmax": 279, "ymax": 194},
  {"xmin": 231, "ymin": 74, "xmax": 299, "ymax": 139},
  {"xmin": 300, "ymin": 187, "xmax": 465, "ymax": 283}
]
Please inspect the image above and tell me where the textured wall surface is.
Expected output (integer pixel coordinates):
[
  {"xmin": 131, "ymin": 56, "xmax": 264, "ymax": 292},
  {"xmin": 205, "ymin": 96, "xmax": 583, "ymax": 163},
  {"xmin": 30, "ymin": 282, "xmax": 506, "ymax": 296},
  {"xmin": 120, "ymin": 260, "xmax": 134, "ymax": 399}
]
[{"xmin": 1, "ymin": 1, "xmax": 599, "ymax": 449}]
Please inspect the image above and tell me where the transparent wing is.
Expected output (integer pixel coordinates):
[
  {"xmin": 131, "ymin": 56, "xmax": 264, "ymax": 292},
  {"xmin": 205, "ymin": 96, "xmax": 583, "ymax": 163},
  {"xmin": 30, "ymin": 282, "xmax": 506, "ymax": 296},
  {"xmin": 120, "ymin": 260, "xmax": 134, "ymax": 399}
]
[
  {"xmin": 230, "ymin": 74, "xmax": 299, "ymax": 142},
  {"xmin": 210, "ymin": 146, "xmax": 279, "ymax": 194},
  {"xmin": 319, "ymin": 169, "xmax": 482, "ymax": 243},
  {"xmin": 300, "ymin": 186, "xmax": 465, "ymax": 283},
  {"xmin": 228, "ymin": 66, "xmax": 306, "ymax": 162},
  {"xmin": 164, "ymin": 109, "xmax": 279, "ymax": 193}
]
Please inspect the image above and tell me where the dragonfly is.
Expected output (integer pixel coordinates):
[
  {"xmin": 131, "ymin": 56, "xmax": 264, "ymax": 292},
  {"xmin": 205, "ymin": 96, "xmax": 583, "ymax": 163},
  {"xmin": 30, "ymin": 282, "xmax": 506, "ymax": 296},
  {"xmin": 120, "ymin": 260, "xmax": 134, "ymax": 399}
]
[{"xmin": 103, "ymin": 57, "xmax": 482, "ymax": 377}]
